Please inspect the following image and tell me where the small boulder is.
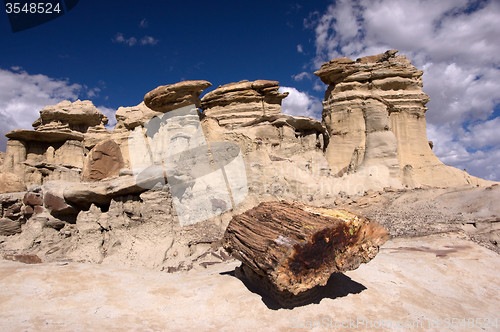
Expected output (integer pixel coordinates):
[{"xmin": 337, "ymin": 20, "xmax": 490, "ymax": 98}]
[{"xmin": 23, "ymin": 192, "xmax": 43, "ymax": 206}]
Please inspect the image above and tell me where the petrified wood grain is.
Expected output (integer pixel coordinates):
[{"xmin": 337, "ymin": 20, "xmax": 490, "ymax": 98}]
[{"xmin": 223, "ymin": 201, "xmax": 389, "ymax": 296}]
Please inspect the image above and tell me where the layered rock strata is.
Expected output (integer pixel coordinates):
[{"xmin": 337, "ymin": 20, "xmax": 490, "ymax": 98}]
[
  {"xmin": 315, "ymin": 50, "xmax": 490, "ymax": 188},
  {"xmin": 1, "ymin": 61, "xmax": 497, "ymax": 272},
  {"xmin": 200, "ymin": 80, "xmax": 289, "ymax": 127},
  {"xmin": 1, "ymin": 100, "xmax": 112, "ymax": 188}
]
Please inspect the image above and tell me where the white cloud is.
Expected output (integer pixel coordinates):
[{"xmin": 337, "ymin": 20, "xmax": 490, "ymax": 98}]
[
  {"xmin": 113, "ymin": 33, "xmax": 158, "ymax": 46},
  {"xmin": 292, "ymin": 71, "xmax": 311, "ymax": 81},
  {"xmin": 313, "ymin": 81, "xmax": 324, "ymax": 92},
  {"xmin": 139, "ymin": 18, "xmax": 148, "ymax": 28},
  {"xmin": 97, "ymin": 106, "xmax": 117, "ymax": 128},
  {"xmin": 113, "ymin": 33, "xmax": 137, "ymax": 46},
  {"xmin": 140, "ymin": 36, "xmax": 159, "ymax": 45},
  {"xmin": 279, "ymin": 87, "xmax": 322, "ymax": 120},
  {"xmin": 427, "ymin": 122, "xmax": 500, "ymax": 181},
  {"xmin": 0, "ymin": 68, "xmax": 82, "ymax": 151},
  {"xmin": 297, "ymin": 44, "xmax": 304, "ymax": 53},
  {"xmin": 461, "ymin": 117, "xmax": 500, "ymax": 150},
  {"xmin": 306, "ymin": 0, "xmax": 500, "ymax": 181},
  {"xmin": 86, "ymin": 87, "xmax": 101, "ymax": 98}
]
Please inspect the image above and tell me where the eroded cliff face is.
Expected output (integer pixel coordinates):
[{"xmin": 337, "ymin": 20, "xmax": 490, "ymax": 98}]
[
  {"xmin": 315, "ymin": 50, "xmax": 490, "ymax": 188},
  {"xmin": 0, "ymin": 52, "xmax": 497, "ymax": 270}
]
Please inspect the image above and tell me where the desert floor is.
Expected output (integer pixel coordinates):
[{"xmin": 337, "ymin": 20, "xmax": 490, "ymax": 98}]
[{"xmin": 1, "ymin": 232, "xmax": 499, "ymax": 332}]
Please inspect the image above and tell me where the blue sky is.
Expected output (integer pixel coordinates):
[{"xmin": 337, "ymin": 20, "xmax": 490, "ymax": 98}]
[{"xmin": 1, "ymin": 0, "xmax": 499, "ymax": 181}]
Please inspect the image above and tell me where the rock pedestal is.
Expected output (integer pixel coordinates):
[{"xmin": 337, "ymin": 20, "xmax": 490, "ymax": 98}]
[
  {"xmin": 1, "ymin": 100, "xmax": 112, "ymax": 190},
  {"xmin": 315, "ymin": 50, "xmax": 490, "ymax": 188}
]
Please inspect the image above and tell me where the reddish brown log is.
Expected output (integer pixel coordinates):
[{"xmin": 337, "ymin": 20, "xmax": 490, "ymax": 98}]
[{"xmin": 223, "ymin": 201, "xmax": 389, "ymax": 297}]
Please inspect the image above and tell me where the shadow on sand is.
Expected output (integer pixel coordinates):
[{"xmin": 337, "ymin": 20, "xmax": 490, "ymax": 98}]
[{"xmin": 220, "ymin": 268, "xmax": 366, "ymax": 310}]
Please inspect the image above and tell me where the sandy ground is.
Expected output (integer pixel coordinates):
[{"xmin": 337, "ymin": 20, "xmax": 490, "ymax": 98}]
[{"xmin": 1, "ymin": 232, "xmax": 499, "ymax": 332}]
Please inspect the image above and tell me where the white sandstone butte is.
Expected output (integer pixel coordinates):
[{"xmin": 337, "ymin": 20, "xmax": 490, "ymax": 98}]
[{"xmin": 314, "ymin": 49, "xmax": 491, "ymax": 189}]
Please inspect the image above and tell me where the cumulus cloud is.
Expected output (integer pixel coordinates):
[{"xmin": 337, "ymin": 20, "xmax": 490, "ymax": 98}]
[
  {"xmin": 113, "ymin": 33, "xmax": 158, "ymax": 46},
  {"xmin": 0, "ymin": 69, "xmax": 114, "ymax": 152},
  {"xmin": 306, "ymin": 0, "xmax": 500, "ymax": 180},
  {"xmin": 292, "ymin": 71, "xmax": 311, "ymax": 81},
  {"xmin": 140, "ymin": 36, "xmax": 159, "ymax": 45},
  {"xmin": 113, "ymin": 33, "xmax": 137, "ymax": 46},
  {"xmin": 139, "ymin": 18, "xmax": 148, "ymax": 28},
  {"xmin": 86, "ymin": 87, "xmax": 101, "ymax": 98},
  {"xmin": 279, "ymin": 87, "xmax": 322, "ymax": 120},
  {"xmin": 97, "ymin": 106, "xmax": 117, "ymax": 128},
  {"xmin": 313, "ymin": 81, "xmax": 325, "ymax": 92},
  {"xmin": 0, "ymin": 68, "xmax": 82, "ymax": 151},
  {"xmin": 297, "ymin": 44, "xmax": 304, "ymax": 53}
]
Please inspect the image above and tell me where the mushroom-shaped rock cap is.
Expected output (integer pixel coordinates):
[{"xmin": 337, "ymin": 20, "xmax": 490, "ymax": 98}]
[
  {"xmin": 200, "ymin": 80, "xmax": 288, "ymax": 110},
  {"xmin": 144, "ymin": 80, "xmax": 212, "ymax": 113},
  {"xmin": 201, "ymin": 80, "xmax": 286, "ymax": 101},
  {"xmin": 33, "ymin": 100, "xmax": 108, "ymax": 127},
  {"xmin": 314, "ymin": 50, "xmax": 414, "ymax": 85}
]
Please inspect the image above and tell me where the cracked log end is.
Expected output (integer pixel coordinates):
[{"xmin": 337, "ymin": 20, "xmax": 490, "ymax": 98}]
[{"xmin": 223, "ymin": 201, "xmax": 389, "ymax": 296}]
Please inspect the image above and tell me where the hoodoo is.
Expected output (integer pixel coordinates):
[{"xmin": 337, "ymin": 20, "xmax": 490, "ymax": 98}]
[{"xmin": 315, "ymin": 50, "xmax": 490, "ymax": 188}]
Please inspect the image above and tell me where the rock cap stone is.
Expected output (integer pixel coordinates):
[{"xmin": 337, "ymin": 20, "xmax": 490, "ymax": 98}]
[
  {"xmin": 314, "ymin": 50, "xmax": 421, "ymax": 85},
  {"xmin": 144, "ymin": 80, "xmax": 212, "ymax": 112},
  {"xmin": 33, "ymin": 100, "xmax": 108, "ymax": 128},
  {"xmin": 5, "ymin": 129, "xmax": 84, "ymax": 142}
]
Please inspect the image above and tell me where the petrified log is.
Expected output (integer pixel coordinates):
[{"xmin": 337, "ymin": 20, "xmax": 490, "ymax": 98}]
[{"xmin": 223, "ymin": 201, "xmax": 389, "ymax": 297}]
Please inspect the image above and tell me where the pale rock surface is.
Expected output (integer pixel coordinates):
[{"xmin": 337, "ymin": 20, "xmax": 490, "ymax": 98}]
[
  {"xmin": 114, "ymin": 101, "xmax": 163, "ymax": 131},
  {"xmin": 62, "ymin": 175, "xmax": 144, "ymax": 209},
  {"xmin": 0, "ymin": 233, "xmax": 498, "ymax": 331},
  {"xmin": 112, "ymin": 102, "xmax": 162, "ymax": 168},
  {"xmin": 201, "ymin": 112, "xmax": 338, "ymax": 204},
  {"xmin": 0, "ymin": 172, "xmax": 26, "ymax": 194},
  {"xmin": 114, "ymin": 81, "xmax": 213, "ymax": 171},
  {"xmin": 200, "ymin": 80, "xmax": 289, "ymax": 127},
  {"xmin": 315, "ymin": 50, "xmax": 491, "ymax": 189}
]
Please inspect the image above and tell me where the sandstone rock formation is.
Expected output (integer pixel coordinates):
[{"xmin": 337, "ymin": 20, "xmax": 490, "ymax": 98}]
[
  {"xmin": 0, "ymin": 172, "xmax": 26, "ymax": 194},
  {"xmin": 0, "ymin": 52, "xmax": 498, "ymax": 271},
  {"xmin": 144, "ymin": 80, "xmax": 212, "ymax": 112},
  {"xmin": 1, "ymin": 100, "xmax": 112, "ymax": 187},
  {"xmin": 315, "ymin": 50, "xmax": 491, "ymax": 189},
  {"xmin": 201, "ymin": 80, "xmax": 289, "ymax": 127},
  {"xmin": 114, "ymin": 101, "xmax": 162, "ymax": 131},
  {"xmin": 0, "ymin": 192, "xmax": 25, "ymax": 236}
]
